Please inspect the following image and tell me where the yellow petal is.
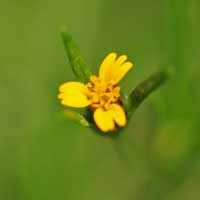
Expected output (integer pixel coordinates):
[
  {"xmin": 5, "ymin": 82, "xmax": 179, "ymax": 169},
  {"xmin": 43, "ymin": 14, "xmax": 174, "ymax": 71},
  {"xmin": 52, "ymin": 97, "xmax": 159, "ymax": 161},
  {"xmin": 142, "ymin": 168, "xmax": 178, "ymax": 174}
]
[
  {"xmin": 99, "ymin": 52, "xmax": 117, "ymax": 82},
  {"xmin": 60, "ymin": 95, "xmax": 90, "ymax": 108},
  {"xmin": 109, "ymin": 103, "xmax": 127, "ymax": 127},
  {"xmin": 93, "ymin": 108, "xmax": 115, "ymax": 133},
  {"xmin": 99, "ymin": 53, "xmax": 133, "ymax": 85},
  {"xmin": 59, "ymin": 82, "xmax": 89, "ymax": 93},
  {"xmin": 112, "ymin": 61, "xmax": 133, "ymax": 85},
  {"xmin": 114, "ymin": 55, "xmax": 128, "ymax": 66},
  {"xmin": 107, "ymin": 55, "xmax": 127, "ymax": 85},
  {"xmin": 58, "ymin": 82, "xmax": 90, "ymax": 108}
]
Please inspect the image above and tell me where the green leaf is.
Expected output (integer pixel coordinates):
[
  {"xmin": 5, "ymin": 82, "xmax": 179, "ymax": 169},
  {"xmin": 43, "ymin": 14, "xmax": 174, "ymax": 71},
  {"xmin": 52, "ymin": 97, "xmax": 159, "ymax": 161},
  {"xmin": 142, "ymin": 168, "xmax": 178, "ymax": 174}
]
[
  {"xmin": 60, "ymin": 27, "xmax": 91, "ymax": 83},
  {"xmin": 122, "ymin": 67, "xmax": 175, "ymax": 115},
  {"xmin": 63, "ymin": 109, "xmax": 90, "ymax": 127}
]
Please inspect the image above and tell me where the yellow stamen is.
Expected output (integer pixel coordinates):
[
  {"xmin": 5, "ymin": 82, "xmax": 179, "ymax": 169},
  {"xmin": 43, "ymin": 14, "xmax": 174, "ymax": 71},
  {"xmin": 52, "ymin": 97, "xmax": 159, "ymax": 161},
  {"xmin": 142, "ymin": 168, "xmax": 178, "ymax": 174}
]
[{"xmin": 86, "ymin": 75, "xmax": 120, "ymax": 110}]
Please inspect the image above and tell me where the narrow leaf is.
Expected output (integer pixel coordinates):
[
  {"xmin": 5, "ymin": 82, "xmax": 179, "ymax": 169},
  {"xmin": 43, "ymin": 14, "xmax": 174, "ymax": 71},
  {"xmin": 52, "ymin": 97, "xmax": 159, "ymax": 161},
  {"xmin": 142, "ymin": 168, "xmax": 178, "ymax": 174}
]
[
  {"xmin": 122, "ymin": 67, "xmax": 175, "ymax": 115},
  {"xmin": 63, "ymin": 109, "xmax": 90, "ymax": 127},
  {"xmin": 60, "ymin": 27, "xmax": 91, "ymax": 83}
]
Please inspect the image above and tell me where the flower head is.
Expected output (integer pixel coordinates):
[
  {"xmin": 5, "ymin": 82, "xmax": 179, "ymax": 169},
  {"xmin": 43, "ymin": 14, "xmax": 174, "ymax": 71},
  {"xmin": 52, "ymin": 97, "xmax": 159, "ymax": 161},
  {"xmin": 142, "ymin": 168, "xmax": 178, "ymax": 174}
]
[{"xmin": 58, "ymin": 52, "xmax": 133, "ymax": 133}]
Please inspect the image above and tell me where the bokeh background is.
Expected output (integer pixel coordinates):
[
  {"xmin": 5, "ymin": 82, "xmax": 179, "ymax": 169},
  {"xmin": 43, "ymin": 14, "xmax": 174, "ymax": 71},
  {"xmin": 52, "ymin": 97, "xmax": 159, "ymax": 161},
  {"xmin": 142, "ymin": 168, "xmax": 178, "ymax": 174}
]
[{"xmin": 1, "ymin": 0, "xmax": 200, "ymax": 199}]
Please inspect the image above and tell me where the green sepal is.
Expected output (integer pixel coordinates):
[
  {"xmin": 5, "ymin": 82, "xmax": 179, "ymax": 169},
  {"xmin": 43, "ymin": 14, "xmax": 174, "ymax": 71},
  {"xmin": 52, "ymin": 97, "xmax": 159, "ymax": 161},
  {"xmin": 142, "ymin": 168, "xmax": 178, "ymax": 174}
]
[{"xmin": 60, "ymin": 27, "xmax": 91, "ymax": 83}]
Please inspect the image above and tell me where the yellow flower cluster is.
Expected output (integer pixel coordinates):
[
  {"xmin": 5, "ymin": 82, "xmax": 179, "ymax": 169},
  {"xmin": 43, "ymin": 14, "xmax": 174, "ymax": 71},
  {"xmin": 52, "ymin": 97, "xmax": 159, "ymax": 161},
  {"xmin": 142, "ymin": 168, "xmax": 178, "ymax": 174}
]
[{"xmin": 58, "ymin": 53, "xmax": 133, "ymax": 132}]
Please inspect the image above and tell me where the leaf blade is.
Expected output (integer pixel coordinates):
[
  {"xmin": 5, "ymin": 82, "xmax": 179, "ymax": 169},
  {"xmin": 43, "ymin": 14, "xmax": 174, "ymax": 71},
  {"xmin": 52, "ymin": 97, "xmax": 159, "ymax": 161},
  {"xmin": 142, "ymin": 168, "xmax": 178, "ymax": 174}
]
[{"xmin": 60, "ymin": 28, "xmax": 91, "ymax": 83}]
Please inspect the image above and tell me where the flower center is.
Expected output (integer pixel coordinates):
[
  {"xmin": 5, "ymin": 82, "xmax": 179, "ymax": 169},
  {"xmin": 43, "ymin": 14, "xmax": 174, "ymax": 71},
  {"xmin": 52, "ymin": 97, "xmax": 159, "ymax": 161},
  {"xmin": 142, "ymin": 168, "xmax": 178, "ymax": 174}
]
[{"xmin": 86, "ymin": 75, "xmax": 121, "ymax": 110}]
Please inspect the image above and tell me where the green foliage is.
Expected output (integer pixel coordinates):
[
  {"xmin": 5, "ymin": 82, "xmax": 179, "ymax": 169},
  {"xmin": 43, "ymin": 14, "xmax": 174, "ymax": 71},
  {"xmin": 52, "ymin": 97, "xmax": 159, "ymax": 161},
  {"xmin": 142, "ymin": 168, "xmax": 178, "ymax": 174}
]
[
  {"xmin": 60, "ymin": 31, "xmax": 172, "ymax": 133},
  {"xmin": 63, "ymin": 109, "xmax": 90, "ymax": 127},
  {"xmin": 122, "ymin": 67, "xmax": 174, "ymax": 115},
  {"xmin": 61, "ymin": 28, "xmax": 91, "ymax": 83},
  {"xmin": 0, "ymin": 0, "xmax": 199, "ymax": 200}
]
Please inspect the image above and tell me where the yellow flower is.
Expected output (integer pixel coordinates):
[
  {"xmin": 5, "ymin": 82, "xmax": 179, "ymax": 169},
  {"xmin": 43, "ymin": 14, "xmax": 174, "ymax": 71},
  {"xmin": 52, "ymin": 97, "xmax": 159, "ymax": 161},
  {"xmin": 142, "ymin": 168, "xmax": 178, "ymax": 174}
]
[{"xmin": 58, "ymin": 52, "xmax": 133, "ymax": 133}]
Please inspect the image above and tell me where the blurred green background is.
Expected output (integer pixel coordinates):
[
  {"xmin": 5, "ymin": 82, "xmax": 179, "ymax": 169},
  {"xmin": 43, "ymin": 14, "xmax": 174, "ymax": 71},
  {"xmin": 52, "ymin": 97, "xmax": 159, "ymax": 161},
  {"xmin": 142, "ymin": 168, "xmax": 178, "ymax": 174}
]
[{"xmin": 0, "ymin": 0, "xmax": 199, "ymax": 199}]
